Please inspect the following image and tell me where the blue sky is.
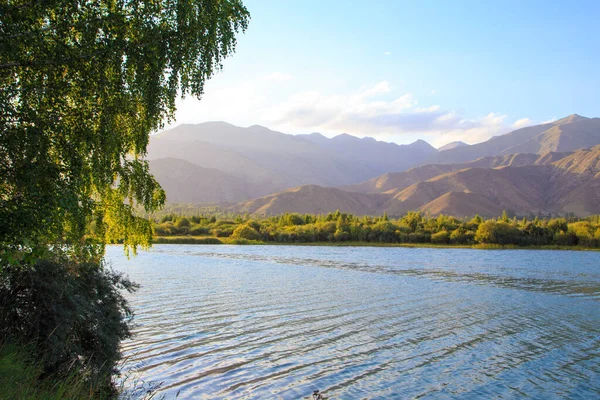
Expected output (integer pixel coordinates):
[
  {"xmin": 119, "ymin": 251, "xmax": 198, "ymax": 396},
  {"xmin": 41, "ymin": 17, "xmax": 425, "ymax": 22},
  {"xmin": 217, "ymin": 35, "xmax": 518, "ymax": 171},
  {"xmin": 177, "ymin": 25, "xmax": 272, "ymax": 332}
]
[{"xmin": 171, "ymin": 0, "xmax": 600, "ymax": 147}]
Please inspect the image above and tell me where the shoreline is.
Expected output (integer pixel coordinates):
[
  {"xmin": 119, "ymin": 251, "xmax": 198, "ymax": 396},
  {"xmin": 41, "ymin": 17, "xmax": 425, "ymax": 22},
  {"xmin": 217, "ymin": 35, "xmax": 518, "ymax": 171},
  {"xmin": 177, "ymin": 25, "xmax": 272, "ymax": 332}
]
[{"xmin": 150, "ymin": 236, "xmax": 600, "ymax": 252}]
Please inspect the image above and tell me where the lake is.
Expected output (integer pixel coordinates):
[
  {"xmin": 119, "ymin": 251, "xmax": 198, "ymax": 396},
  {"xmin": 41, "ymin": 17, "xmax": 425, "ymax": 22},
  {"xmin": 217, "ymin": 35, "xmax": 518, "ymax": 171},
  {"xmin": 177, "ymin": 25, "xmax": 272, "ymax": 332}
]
[{"xmin": 105, "ymin": 245, "xmax": 600, "ymax": 399}]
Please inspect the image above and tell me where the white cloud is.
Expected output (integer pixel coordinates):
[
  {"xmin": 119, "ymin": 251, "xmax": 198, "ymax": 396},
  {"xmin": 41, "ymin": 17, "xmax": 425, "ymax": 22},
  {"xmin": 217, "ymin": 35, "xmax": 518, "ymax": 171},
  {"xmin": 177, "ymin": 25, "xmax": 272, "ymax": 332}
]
[
  {"xmin": 172, "ymin": 80, "xmax": 266, "ymax": 127},
  {"xmin": 260, "ymin": 82, "xmax": 523, "ymax": 146},
  {"xmin": 512, "ymin": 118, "xmax": 532, "ymax": 129},
  {"xmin": 170, "ymin": 78, "xmax": 532, "ymax": 147},
  {"xmin": 384, "ymin": 51, "xmax": 392, "ymax": 55},
  {"xmin": 541, "ymin": 116, "xmax": 557, "ymax": 124},
  {"xmin": 430, "ymin": 89, "xmax": 437, "ymax": 95}
]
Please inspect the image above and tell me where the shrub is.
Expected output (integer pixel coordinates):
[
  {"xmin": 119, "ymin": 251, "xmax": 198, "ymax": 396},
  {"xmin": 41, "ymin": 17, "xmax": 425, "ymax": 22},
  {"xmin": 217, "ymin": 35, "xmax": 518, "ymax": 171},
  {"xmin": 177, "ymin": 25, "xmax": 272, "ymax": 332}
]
[
  {"xmin": 246, "ymin": 220, "xmax": 262, "ymax": 231},
  {"xmin": 475, "ymin": 221, "xmax": 522, "ymax": 245},
  {"xmin": 211, "ymin": 227, "xmax": 233, "ymax": 237},
  {"xmin": 189, "ymin": 225, "xmax": 210, "ymax": 235},
  {"xmin": 175, "ymin": 217, "xmax": 191, "ymax": 228},
  {"xmin": 554, "ymin": 232, "xmax": 578, "ymax": 246},
  {"xmin": 450, "ymin": 229, "xmax": 475, "ymax": 244},
  {"xmin": 569, "ymin": 221, "xmax": 598, "ymax": 247},
  {"xmin": 333, "ymin": 229, "xmax": 351, "ymax": 242},
  {"xmin": 0, "ymin": 260, "xmax": 137, "ymax": 392},
  {"xmin": 232, "ymin": 225, "xmax": 261, "ymax": 240},
  {"xmin": 431, "ymin": 230, "xmax": 450, "ymax": 244}
]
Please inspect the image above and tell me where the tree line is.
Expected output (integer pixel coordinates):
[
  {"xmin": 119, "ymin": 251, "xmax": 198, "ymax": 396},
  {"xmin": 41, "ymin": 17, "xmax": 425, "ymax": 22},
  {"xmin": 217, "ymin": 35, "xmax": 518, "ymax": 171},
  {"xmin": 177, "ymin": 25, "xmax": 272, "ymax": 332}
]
[{"xmin": 152, "ymin": 211, "xmax": 600, "ymax": 248}]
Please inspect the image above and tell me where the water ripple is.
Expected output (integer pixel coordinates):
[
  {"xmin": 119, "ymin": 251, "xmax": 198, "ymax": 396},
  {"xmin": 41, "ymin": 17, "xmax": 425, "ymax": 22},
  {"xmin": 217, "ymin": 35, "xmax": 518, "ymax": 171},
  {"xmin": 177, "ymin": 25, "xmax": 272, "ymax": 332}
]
[{"xmin": 106, "ymin": 245, "xmax": 600, "ymax": 399}]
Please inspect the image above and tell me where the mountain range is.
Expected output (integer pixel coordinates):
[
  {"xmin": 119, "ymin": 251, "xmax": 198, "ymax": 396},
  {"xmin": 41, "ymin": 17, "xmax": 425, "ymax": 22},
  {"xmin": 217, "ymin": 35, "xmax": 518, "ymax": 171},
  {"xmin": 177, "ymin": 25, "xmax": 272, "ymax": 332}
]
[
  {"xmin": 147, "ymin": 121, "xmax": 438, "ymax": 202},
  {"xmin": 147, "ymin": 114, "xmax": 600, "ymax": 217}
]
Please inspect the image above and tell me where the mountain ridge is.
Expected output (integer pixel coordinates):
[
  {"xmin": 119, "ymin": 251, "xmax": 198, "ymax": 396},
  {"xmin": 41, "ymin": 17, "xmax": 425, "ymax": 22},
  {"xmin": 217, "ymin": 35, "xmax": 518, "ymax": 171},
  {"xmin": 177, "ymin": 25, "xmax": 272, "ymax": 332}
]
[
  {"xmin": 147, "ymin": 115, "xmax": 600, "ymax": 214},
  {"xmin": 230, "ymin": 146, "xmax": 600, "ymax": 217}
]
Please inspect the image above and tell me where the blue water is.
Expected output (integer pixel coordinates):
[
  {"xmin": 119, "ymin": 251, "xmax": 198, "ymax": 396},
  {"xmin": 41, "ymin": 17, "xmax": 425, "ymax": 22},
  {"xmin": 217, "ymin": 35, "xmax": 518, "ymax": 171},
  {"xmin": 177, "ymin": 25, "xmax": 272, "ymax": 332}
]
[{"xmin": 106, "ymin": 245, "xmax": 600, "ymax": 399}]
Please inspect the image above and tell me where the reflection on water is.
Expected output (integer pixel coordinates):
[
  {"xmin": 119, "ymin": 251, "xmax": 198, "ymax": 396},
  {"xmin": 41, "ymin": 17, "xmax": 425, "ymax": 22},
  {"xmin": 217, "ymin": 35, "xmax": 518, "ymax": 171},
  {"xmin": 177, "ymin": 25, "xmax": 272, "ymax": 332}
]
[{"xmin": 106, "ymin": 245, "xmax": 600, "ymax": 399}]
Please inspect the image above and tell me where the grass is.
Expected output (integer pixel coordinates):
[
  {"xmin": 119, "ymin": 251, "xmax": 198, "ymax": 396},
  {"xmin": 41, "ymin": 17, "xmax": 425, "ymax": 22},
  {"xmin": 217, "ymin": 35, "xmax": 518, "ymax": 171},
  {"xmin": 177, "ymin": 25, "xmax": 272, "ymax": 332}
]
[
  {"xmin": 0, "ymin": 342, "xmax": 111, "ymax": 400},
  {"xmin": 151, "ymin": 236, "xmax": 599, "ymax": 251},
  {"xmin": 153, "ymin": 236, "xmax": 222, "ymax": 244}
]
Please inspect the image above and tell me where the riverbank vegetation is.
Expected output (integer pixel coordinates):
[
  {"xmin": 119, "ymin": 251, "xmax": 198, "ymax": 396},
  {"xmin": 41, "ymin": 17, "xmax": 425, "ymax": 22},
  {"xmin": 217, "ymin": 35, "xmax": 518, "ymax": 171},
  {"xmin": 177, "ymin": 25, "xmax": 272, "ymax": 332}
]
[{"xmin": 151, "ymin": 211, "xmax": 600, "ymax": 249}]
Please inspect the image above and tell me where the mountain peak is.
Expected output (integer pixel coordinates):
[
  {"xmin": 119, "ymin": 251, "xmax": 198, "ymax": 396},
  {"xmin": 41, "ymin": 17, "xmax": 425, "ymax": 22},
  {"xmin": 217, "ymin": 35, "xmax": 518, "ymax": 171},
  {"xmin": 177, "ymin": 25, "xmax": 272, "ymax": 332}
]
[
  {"xmin": 248, "ymin": 124, "xmax": 272, "ymax": 131},
  {"xmin": 333, "ymin": 133, "xmax": 358, "ymax": 141},
  {"xmin": 438, "ymin": 141, "xmax": 469, "ymax": 151},
  {"xmin": 408, "ymin": 139, "xmax": 436, "ymax": 151},
  {"xmin": 554, "ymin": 114, "xmax": 588, "ymax": 124}
]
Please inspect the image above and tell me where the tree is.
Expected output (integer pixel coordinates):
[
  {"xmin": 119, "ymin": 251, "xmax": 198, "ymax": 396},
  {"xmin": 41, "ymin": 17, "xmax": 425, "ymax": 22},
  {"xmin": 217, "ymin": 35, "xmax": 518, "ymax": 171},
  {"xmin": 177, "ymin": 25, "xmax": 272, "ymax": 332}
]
[
  {"xmin": 0, "ymin": 0, "xmax": 249, "ymax": 391},
  {"xmin": 402, "ymin": 211, "xmax": 422, "ymax": 233},
  {"xmin": 1, "ymin": 0, "xmax": 250, "ymax": 262},
  {"xmin": 232, "ymin": 224, "xmax": 261, "ymax": 241},
  {"xmin": 431, "ymin": 230, "xmax": 450, "ymax": 244},
  {"xmin": 475, "ymin": 220, "xmax": 522, "ymax": 245}
]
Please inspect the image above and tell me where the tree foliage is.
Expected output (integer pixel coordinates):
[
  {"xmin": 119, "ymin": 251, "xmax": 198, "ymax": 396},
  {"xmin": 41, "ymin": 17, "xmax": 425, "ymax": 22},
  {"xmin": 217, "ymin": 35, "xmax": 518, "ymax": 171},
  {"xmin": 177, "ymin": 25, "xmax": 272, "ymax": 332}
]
[
  {"xmin": 0, "ymin": 0, "xmax": 249, "ymax": 393},
  {"xmin": 153, "ymin": 211, "xmax": 600, "ymax": 248},
  {"xmin": 0, "ymin": 0, "xmax": 250, "ymax": 262}
]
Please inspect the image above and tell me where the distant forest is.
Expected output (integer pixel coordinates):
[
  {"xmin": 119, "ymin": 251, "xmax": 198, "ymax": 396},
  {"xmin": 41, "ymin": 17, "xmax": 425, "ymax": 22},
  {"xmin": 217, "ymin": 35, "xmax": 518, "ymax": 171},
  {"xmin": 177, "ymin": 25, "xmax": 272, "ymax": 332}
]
[{"xmin": 148, "ymin": 208, "xmax": 600, "ymax": 249}]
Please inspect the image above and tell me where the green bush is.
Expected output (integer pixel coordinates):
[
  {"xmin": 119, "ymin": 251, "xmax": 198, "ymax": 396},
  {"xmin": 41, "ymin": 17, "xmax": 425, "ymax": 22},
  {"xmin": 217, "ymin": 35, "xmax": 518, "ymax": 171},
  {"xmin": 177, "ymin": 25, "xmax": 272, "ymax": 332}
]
[
  {"xmin": 232, "ymin": 225, "xmax": 261, "ymax": 240},
  {"xmin": 175, "ymin": 217, "xmax": 191, "ymax": 228},
  {"xmin": 449, "ymin": 229, "xmax": 475, "ymax": 244},
  {"xmin": 189, "ymin": 225, "xmax": 210, "ymax": 235},
  {"xmin": 210, "ymin": 227, "xmax": 233, "ymax": 237},
  {"xmin": 333, "ymin": 229, "xmax": 351, "ymax": 242},
  {"xmin": 554, "ymin": 232, "xmax": 578, "ymax": 246},
  {"xmin": 431, "ymin": 230, "xmax": 450, "ymax": 244},
  {"xmin": 475, "ymin": 221, "xmax": 522, "ymax": 245},
  {"xmin": 0, "ymin": 342, "xmax": 113, "ymax": 399},
  {"xmin": 0, "ymin": 260, "xmax": 137, "ymax": 393}
]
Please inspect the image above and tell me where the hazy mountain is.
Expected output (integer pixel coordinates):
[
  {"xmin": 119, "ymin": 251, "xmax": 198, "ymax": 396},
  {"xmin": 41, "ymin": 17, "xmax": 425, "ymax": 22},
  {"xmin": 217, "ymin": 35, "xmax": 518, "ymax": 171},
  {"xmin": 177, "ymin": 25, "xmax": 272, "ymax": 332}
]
[
  {"xmin": 149, "ymin": 158, "xmax": 256, "ymax": 203},
  {"xmin": 432, "ymin": 114, "xmax": 600, "ymax": 164},
  {"xmin": 438, "ymin": 141, "xmax": 469, "ymax": 151},
  {"xmin": 146, "ymin": 116, "xmax": 600, "ymax": 207},
  {"xmin": 298, "ymin": 132, "xmax": 438, "ymax": 175},
  {"xmin": 147, "ymin": 138, "xmax": 283, "ymax": 183},
  {"xmin": 147, "ymin": 122, "xmax": 440, "ymax": 202},
  {"xmin": 231, "ymin": 147, "xmax": 600, "ymax": 217}
]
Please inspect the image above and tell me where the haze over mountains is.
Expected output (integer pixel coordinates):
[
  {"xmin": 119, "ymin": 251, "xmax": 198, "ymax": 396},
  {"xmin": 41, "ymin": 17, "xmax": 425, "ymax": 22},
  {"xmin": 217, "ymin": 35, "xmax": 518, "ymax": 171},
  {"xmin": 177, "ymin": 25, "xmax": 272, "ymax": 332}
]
[
  {"xmin": 147, "ymin": 122, "xmax": 438, "ymax": 202},
  {"xmin": 147, "ymin": 114, "xmax": 600, "ymax": 216}
]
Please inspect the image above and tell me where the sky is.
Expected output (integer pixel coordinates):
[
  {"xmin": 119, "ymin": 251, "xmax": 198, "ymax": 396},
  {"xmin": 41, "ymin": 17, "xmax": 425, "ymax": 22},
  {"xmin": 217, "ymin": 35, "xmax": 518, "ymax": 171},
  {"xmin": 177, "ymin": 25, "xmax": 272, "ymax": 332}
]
[{"xmin": 169, "ymin": 0, "xmax": 600, "ymax": 147}]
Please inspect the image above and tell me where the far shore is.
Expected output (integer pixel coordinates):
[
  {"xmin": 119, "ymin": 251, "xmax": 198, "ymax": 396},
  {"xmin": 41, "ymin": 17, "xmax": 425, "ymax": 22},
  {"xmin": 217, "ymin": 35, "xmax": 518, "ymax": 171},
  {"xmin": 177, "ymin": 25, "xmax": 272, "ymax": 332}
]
[{"xmin": 149, "ymin": 236, "xmax": 600, "ymax": 252}]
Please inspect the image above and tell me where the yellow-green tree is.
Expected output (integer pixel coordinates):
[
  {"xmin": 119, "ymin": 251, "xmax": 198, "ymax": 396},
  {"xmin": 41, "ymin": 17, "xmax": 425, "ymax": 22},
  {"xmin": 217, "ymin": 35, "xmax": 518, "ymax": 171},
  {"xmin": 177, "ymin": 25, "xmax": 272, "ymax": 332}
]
[{"xmin": 1, "ymin": 0, "xmax": 249, "ymax": 262}]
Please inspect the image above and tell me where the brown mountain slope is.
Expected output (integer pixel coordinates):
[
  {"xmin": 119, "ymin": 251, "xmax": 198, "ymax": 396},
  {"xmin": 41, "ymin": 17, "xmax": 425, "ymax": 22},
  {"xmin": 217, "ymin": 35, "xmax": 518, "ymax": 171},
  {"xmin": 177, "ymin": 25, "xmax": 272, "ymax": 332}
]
[
  {"xmin": 342, "ymin": 151, "xmax": 572, "ymax": 194},
  {"xmin": 557, "ymin": 178, "xmax": 600, "ymax": 215},
  {"xmin": 503, "ymin": 117, "xmax": 600, "ymax": 154},
  {"xmin": 433, "ymin": 114, "xmax": 600, "ymax": 164},
  {"xmin": 419, "ymin": 192, "xmax": 503, "ymax": 217},
  {"xmin": 551, "ymin": 145, "xmax": 600, "ymax": 175},
  {"xmin": 232, "ymin": 147, "xmax": 600, "ymax": 217},
  {"xmin": 383, "ymin": 166, "xmax": 556, "ymax": 216},
  {"xmin": 231, "ymin": 185, "xmax": 388, "ymax": 215}
]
